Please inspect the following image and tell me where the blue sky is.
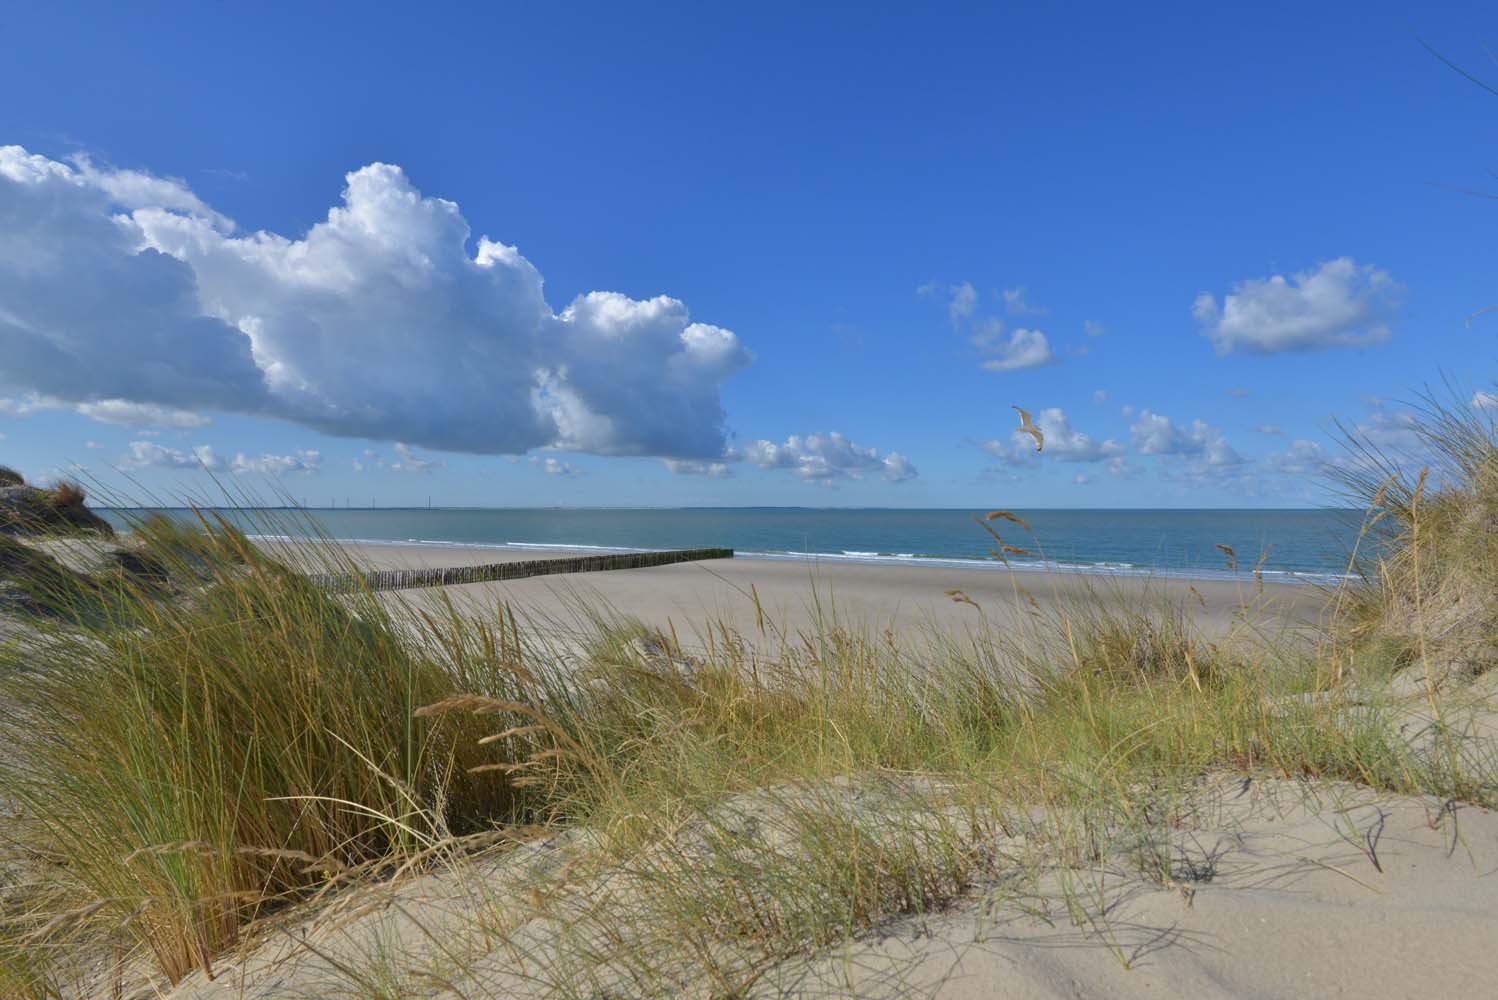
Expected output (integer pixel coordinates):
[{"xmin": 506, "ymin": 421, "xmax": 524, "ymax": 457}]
[{"xmin": 1, "ymin": 1, "xmax": 1495, "ymax": 507}]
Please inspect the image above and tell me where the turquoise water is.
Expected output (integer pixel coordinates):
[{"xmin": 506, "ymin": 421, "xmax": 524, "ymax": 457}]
[{"xmin": 108, "ymin": 507, "xmax": 1373, "ymax": 583}]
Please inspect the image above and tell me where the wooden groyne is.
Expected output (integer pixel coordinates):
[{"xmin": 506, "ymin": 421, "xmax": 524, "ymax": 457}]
[{"xmin": 310, "ymin": 547, "xmax": 734, "ymax": 593}]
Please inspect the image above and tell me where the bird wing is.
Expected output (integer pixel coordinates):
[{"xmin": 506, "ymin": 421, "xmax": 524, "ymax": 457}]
[{"xmin": 1013, "ymin": 405, "xmax": 1043, "ymax": 452}]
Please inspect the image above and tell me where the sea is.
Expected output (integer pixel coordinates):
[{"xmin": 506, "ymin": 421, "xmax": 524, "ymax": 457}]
[{"xmin": 107, "ymin": 507, "xmax": 1377, "ymax": 584}]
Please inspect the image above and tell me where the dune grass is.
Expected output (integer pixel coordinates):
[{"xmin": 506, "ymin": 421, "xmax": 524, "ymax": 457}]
[
  {"xmin": 0, "ymin": 515, "xmax": 560, "ymax": 986},
  {"xmin": 1, "ymin": 413, "xmax": 1496, "ymax": 996},
  {"xmin": 1326, "ymin": 386, "xmax": 1498, "ymax": 680}
]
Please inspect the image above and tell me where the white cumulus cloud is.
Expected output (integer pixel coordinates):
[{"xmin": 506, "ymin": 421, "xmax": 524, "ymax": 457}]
[
  {"xmin": 0, "ymin": 392, "xmax": 211, "ymax": 428},
  {"xmin": 980, "ymin": 408, "xmax": 1121, "ymax": 465},
  {"xmin": 532, "ymin": 456, "xmax": 582, "ymax": 477},
  {"xmin": 977, "ymin": 329, "xmax": 1054, "ymax": 372},
  {"xmin": 1193, "ymin": 257, "xmax": 1397, "ymax": 354},
  {"xmin": 230, "ymin": 449, "xmax": 322, "ymax": 476},
  {"xmin": 1035, "ymin": 409, "xmax": 1124, "ymax": 462},
  {"xmin": 1130, "ymin": 411, "xmax": 1244, "ymax": 467},
  {"xmin": 923, "ymin": 279, "xmax": 1058, "ymax": 372},
  {"xmin": 75, "ymin": 399, "xmax": 212, "ymax": 427},
  {"xmin": 664, "ymin": 458, "xmax": 732, "ymax": 478},
  {"xmin": 117, "ymin": 441, "xmax": 218, "ymax": 471},
  {"xmin": 389, "ymin": 443, "xmax": 443, "ymax": 474},
  {"xmin": 745, "ymin": 432, "xmax": 916, "ymax": 484},
  {"xmin": 0, "ymin": 146, "xmax": 751, "ymax": 461},
  {"xmin": 1265, "ymin": 439, "xmax": 1328, "ymax": 475},
  {"xmin": 0, "ymin": 393, "xmax": 65, "ymax": 416}
]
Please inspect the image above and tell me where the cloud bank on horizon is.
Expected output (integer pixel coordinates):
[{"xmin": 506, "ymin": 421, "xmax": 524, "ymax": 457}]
[{"xmin": 0, "ymin": 146, "xmax": 756, "ymax": 462}]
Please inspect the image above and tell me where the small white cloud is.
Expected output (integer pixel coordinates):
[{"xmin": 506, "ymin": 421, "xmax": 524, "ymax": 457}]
[
  {"xmin": 531, "ymin": 456, "xmax": 581, "ymax": 477},
  {"xmin": 230, "ymin": 449, "xmax": 321, "ymax": 476},
  {"xmin": 1472, "ymin": 391, "xmax": 1498, "ymax": 410},
  {"xmin": 1195, "ymin": 257, "xmax": 1397, "ymax": 354},
  {"xmin": 85, "ymin": 440, "xmax": 103, "ymax": 449},
  {"xmin": 0, "ymin": 393, "xmax": 65, "ymax": 416},
  {"xmin": 0, "ymin": 393, "xmax": 211, "ymax": 428},
  {"xmin": 981, "ymin": 408, "xmax": 1121, "ymax": 465},
  {"xmin": 1120, "ymin": 404, "xmax": 1135, "ymax": 418},
  {"xmin": 881, "ymin": 452, "xmax": 917, "ymax": 482},
  {"xmin": 1130, "ymin": 411, "xmax": 1244, "ymax": 467},
  {"xmin": 1351, "ymin": 402, "xmax": 1423, "ymax": 455},
  {"xmin": 977, "ymin": 329, "xmax": 1054, "ymax": 372},
  {"xmin": 1036, "ymin": 409, "xmax": 1124, "ymax": 462},
  {"xmin": 1072, "ymin": 473, "xmax": 1092, "ymax": 485},
  {"xmin": 980, "ymin": 438, "xmax": 1029, "ymax": 466},
  {"xmin": 926, "ymin": 280, "xmax": 1059, "ymax": 373},
  {"xmin": 919, "ymin": 281, "xmax": 978, "ymax": 326},
  {"xmin": 1092, "ymin": 389, "xmax": 1108, "ymax": 404},
  {"xmin": 1002, "ymin": 287, "xmax": 1048, "ymax": 316},
  {"xmin": 1083, "ymin": 319, "xmax": 1106, "ymax": 337},
  {"xmin": 1258, "ymin": 424, "xmax": 1283, "ymax": 435},
  {"xmin": 117, "ymin": 441, "xmax": 218, "ymax": 471},
  {"xmin": 1265, "ymin": 439, "xmax": 1327, "ymax": 475},
  {"xmin": 389, "ymin": 442, "xmax": 443, "ymax": 474},
  {"xmin": 745, "ymin": 432, "xmax": 916, "ymax": 484},
  {"xmin": 948, "ymin": 282, "xmax": 978, "ymax": 324},
  {"xmin": 663, "ymin": 458, "xmax": 732, "ymax": 478},
  {"xmin": 75, "ymin": 399, "xmax": 211, "ymax": 427},
  {"xmin": 351, "ymin": 458, "xmax": 365, "ymax": 473}
]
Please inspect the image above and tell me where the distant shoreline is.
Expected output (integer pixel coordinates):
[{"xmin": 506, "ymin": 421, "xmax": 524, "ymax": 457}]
[
  {"xmin": 107, "ymin": 507, "xmax": 1369, "ymax": 583},
  {"xmin": 261, "ymin": 534, "xmax": 1349, "ymax": 587},
  {"xmin": 104, "ymin": 504, "xmax": 1360, "ymax": 513}
]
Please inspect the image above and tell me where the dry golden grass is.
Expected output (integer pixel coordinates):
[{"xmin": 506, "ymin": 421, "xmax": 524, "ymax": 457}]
[{"xmin": 1328, "ymin": 388, "xmax": 1498, "ymax": 684}]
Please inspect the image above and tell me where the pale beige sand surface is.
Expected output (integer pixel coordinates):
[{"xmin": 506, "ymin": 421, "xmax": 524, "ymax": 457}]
[
  {"xmin": 158, "ymin": 777, "xmax": 1498, "ymax": 1000},
  {"xmin": 266, "ymin": 540, "xmax": 1329, "ymax": 644}
]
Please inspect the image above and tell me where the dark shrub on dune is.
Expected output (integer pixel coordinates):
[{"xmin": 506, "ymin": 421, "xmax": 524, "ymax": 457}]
[{"xmin": 0, "ymin": 473, "xmax": 114, "ymax": 538}]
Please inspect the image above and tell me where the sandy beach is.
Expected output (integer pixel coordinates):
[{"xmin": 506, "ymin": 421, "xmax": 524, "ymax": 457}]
[{"xmin": 265, "ymin": 539, "xmax": 1329, "ymax": 645}]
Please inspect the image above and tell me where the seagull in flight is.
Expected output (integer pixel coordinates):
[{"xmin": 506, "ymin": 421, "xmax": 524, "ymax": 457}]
[{"xmin": 1012, "ymin": 405, "xmax": 1044, "ymax": 453}]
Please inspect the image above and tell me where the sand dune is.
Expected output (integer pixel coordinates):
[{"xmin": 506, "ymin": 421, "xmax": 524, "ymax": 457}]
[
  {"xmin": 159, "ymin": 776, "xmax": 1498, "ymax": 999},
  {"xmin": 13, "ymin": 539, "xmax": 1490, "ymax": 999}
]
